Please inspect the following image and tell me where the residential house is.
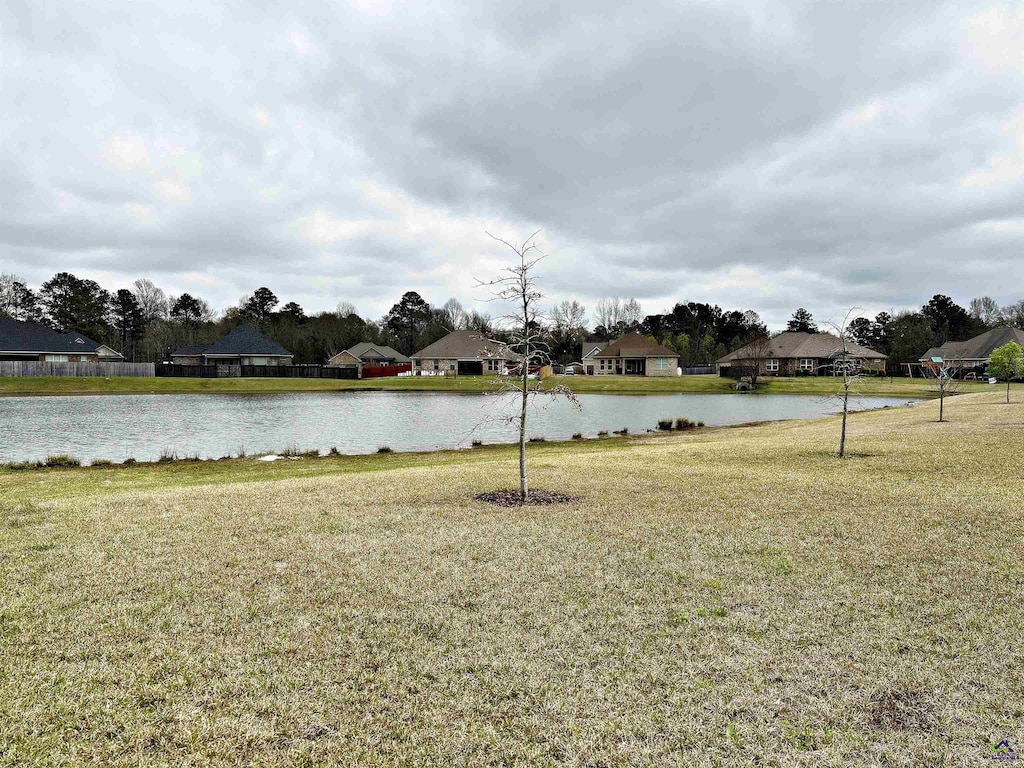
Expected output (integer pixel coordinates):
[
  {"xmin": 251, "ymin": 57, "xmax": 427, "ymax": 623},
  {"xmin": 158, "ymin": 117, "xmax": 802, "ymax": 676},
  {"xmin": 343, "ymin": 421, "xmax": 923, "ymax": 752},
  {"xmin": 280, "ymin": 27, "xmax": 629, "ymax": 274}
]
[
  {"xmin": 411, "ymin": 330, "xmax": 511, "ymax": 375},
  {"xmin": 590, "ymin": 333, "xmax": 678, "ymax": 376},
  {"xmin": 328, "ymin": 342, "xmax": 411, "ymax": 367},
  {"xmin": 919, "ymin": 326, "xmax": 1024, "ymax": 375},
  {"xmin": 717, "ymin": 331, "xmax": 886, "ymax": 377},
  {"xmin": 170, "ymin": 324, "xmax": 293, "ymax": 366},
  {"xmin": 0, "ymin": 317, "xmax": 123, "ymax": 362},
  {"xmin": 580, "ymin": 340, "xmax": 609, "ymax": 375}
]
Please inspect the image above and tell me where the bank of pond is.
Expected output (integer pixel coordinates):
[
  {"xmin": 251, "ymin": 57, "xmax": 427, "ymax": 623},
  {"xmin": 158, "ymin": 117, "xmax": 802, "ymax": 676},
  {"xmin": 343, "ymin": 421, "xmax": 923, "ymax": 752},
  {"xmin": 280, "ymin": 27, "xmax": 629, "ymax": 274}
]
[{"xmin": 0, "ymin": 391, "xmax": 921, "ymax": 466}]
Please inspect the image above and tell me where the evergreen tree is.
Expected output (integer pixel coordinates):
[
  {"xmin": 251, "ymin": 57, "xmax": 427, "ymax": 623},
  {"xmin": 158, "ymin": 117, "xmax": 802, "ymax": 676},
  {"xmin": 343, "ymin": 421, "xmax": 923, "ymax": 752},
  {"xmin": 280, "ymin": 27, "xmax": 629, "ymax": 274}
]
[{"xmin": 786, "ymin": 308, "xmax": 818, "ymax": 333}]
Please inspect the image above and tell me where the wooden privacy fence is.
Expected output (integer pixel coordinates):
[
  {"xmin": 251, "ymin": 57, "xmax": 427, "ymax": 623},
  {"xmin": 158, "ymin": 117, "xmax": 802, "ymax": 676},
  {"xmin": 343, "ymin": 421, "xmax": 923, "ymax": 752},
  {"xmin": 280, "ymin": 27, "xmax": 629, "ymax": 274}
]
[
  {"xmin": 362, "ymin": 363, "xmax": 412, "ymax": 379},
  {"xmin": 0, "ymin": 361, "xmax": 155, "ymax": 378},
  {"xmin": 154, "ymin": 364, "xmax": 359, "ymax": 379}
]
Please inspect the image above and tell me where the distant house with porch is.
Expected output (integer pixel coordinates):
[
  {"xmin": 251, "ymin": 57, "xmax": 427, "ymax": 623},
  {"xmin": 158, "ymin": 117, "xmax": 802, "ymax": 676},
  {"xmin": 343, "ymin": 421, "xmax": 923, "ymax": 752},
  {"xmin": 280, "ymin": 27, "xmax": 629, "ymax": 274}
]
[
  {"xmin": 170, "ymin": 324, "xmax": 293, "ymax": 366},
  {"xmin": 590, "ymin": 333, "xmax": 678, "ymax": 376},
  {"xmin": 918, "ymin": 326, "xmax": 1024, "ymax": 376},
  {"xmin": 717, "ymin": 331, "xmax": 886, "ymax": 377},
  {"xmin": 0, "ymin": 317, "xmax": 123, "ymax": 362},
  {"xmin": 411, "ymin": 330, "xmax": 512, "ymax": 375},
  {"xmin": 328, "ymin": 342, "xmax": 410, "ymax": 367}
]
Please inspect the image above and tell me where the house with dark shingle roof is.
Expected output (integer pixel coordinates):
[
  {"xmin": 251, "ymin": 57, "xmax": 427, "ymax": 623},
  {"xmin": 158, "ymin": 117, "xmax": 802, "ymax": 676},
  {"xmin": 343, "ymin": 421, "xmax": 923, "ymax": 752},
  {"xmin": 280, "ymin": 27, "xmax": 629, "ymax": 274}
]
[
  {"xmin": 411, "ymin": 330, "xmax": 512, "ymax": 375},
  {"xmin": 718, "ymin": 331, "xmax": 886, "ymax": 377},
  {"xmin": 0, "ymin": 317, "xmax": 122, "ymax": 362},
  {"xmin": 919, "ymin": 327, "xmax": 1024, "ymax": 371},
  {"xmin": 170, "ymin": 324, "xmax": 292, "ymax": 366},
  {"xmin": 590, "ymin": 332, "xmax": 678, "ymax": 376},
  {"xmin": 329, "ymin": 342, "xmax": 410, "ymax": 367}
]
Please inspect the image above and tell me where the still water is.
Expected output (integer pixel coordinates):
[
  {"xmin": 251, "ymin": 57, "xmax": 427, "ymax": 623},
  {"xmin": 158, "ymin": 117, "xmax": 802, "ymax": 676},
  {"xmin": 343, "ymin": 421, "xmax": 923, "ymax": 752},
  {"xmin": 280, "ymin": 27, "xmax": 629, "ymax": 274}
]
[{"xmin": 0, "ymin": 391, "xmax": 920, "ymax": 464}]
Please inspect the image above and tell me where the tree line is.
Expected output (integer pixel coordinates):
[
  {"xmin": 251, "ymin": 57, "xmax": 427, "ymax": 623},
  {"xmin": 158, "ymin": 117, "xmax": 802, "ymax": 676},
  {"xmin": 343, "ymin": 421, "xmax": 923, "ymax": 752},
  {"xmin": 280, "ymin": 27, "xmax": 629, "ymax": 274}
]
[{"xmin": 0, "ymin": 271, "xmax": 1019, "ymax": 366}]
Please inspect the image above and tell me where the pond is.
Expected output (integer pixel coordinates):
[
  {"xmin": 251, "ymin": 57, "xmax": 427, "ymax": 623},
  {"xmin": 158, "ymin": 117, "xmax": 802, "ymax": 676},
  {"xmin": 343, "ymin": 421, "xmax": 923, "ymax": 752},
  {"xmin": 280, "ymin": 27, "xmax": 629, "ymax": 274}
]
[{"xmin": 0, "ymin": 391, "xmax": 922, "ymax": 465}]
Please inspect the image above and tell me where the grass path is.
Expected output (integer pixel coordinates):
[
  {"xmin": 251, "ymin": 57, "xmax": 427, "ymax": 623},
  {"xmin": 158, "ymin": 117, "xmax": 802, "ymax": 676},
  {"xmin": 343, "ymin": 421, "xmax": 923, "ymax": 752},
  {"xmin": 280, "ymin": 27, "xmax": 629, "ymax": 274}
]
[
  {"xmin": 1, "ymin": 372, "xmax": 1015, "ymax": 398},
  {"xmin": 1, "ymin": 393, "xmax": 1022, "ymax": 764}
]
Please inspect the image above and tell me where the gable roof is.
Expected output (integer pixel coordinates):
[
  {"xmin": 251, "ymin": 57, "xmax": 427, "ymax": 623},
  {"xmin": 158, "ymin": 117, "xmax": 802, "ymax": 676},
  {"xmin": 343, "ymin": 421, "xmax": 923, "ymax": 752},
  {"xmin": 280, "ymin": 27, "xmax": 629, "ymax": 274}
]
[
  {"xmin": 326, "ymin": 350, "xmax": 362, "ymax": 366},
  {"xmin": 412, "ymin": 330, "xmax": 510, "ymax": 360},
  {"xmin": 581, "ymin": 340, "xmax": 609, "ymax": 360},
  {"xmin": 718, "ymin": 331, "xmax": 886, "ymax": 363},
  {"xmin": 594, "ymin": 332, "xmax": 677, "ymax": 359},
  {"xmin": 920, "ymin": 326, "xmax": 1024, "ymax": 362},
  {"xmin": 0, "ymin": 317, "xmax": 102, "ymax": 354},
  {"xmin": 203, "ymin": 325, "xmax": 292, "ymax": 357},
  {"xmin": 344, "ymin": 341, "xmax": 411, "ymax": 363}
]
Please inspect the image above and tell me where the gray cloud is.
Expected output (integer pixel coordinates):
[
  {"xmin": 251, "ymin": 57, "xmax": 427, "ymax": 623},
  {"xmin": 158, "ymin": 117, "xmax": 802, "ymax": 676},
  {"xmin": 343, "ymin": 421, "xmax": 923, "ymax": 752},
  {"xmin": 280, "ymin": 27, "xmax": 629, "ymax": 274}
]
[{"xmin": 1, "ymin": 0, "xmax": 1022, "ymax": 328}]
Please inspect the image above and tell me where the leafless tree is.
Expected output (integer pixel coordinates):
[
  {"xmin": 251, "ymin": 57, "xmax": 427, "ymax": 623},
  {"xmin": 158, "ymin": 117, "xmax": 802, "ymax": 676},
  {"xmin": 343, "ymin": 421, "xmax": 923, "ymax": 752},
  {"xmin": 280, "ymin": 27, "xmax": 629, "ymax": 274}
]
[
  {"xmin": 552, "ymin": 299, "xmax": 587, "ymax": 335},
  {"xmin": 744, "ymin": 335, "xmax": 772, "ymax": 388},
  {"xmin": 823, "ymin": 309, "xmax": 869, "ymax": 458},
  {"xmin": 621, "ymin": 297, "xmax": 643, "ymax": 326},
  {"xmin": 1001, "ymin": 299, "xmax": 1024, "ymax": 328},
  {"xmin": 477, "ymin": 231, "xmax": 579, "ymax": 503},
  {"xmin": 969, "ymin": 296, "xmax": 1001, "ymax": 326},
  {"xmin": 593, "ymin": 297, "xmax": 621, "ymax": 329},
  {"xmin": 336, "ymin": 300, "xmax": 358, "ymax": 317},
  {"xmin": 442, "ymin": 297, "xmax": 467, "ymax": 329},
  {"xmin": 132, "ymin": 278, "xmax": 169, "ymax": 323},
  {"xmin": 927, "ymin": 358, "xmax": 962, "ymax": 423}
]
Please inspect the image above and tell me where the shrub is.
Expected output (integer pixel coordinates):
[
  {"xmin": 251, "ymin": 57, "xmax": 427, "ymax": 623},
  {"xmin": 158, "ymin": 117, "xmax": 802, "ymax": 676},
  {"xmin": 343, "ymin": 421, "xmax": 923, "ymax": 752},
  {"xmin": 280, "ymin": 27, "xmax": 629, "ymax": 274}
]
[
  {"xmin": 675, "ymin": 417, "xmax": 698, "ymax": 431},
  {"xmin": 377, "ymin": 446, "xmax": 393, "ymax": 454},
  {"xmin": 471, "ymin": 440, "xmax": 483, "ymax": 447},
  {"xmin": 328, "ymin": 447, "xmax": 340, "ymax": 456},
  {"xmin": 613, "ymin": 427, "xmax": 628, "ymax": 435},
  {"xmin": 300, "ymin": 449, "xmax": 319, "ymax": 458},
  {"xmin": 44, "ymin": 454, "xmax": 80, "ymax": 468},
  {"xmin": 157, "ymin": 449, "xmax": 177, "ymax": 463},
  {"xmin": 90, "ymin": 459, "xmax": 113, "ymax": 467},
  {"xmin": 597, "ymin": 430, "xmax": 609, "ymax": 437},
  {"xmin": 697, "ymin": 421, "xmax": 705, "ymax": 428},
  {"xmin": 528, "ymin": 436, "xmax": 546, "ymax": 443},
  {"xmin": 657, "ymin": 419, "xmax": 673, "ymax": 431},
  {"xmin": 122, "ymin": 457, "xmax": 137, "ymax": 466},
  {"xmin": 4, "ymin": 460, "xmax": 43, "ymax": 471},
  {"xmin": 571, "ymin": 433, "xmax": 583, "ymax": 440}
]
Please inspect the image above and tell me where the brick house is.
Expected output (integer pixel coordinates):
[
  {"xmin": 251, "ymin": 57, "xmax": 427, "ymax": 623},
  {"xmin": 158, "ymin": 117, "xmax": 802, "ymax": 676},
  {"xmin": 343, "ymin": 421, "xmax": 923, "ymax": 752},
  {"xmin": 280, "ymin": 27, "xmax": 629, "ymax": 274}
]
[
  {"xmin": 411, "ymin": 330, "xmax": 512, "ymax": 375},
  {"xmin": 717, "ymin": 331, "xmax": 886, "ymax": 377},
  {"xmin": 170, "ymin": 324, "xmax": 293, "ymax": 366},
  {"xmin": 590, "ymin": 333, "xmax": 678, "ymax": 376}
]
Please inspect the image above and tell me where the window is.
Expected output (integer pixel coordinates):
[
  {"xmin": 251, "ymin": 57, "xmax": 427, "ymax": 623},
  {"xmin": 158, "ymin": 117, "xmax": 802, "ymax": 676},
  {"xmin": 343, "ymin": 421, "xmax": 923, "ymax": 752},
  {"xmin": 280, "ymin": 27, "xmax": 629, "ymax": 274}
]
[
  {"xmin": 433, "ymin": 360, "xmax": 438, "ymax": 370},
  {"xmin": 450, "ymin": 362, "xmax": 456, "ymax": 370},
  {"xmin": 766, "ymin": 359, "xmax": 779, "ymax": 372},
  {"xmin": 799, "ymin": 358, "xmax": 814, "ymax": 371},
  {"xmin": 45, "ymin": 354, "xmax": 69, "ymax": 362},
  {"xmin": 655, "ymin": 358, "xmax": 667, "ymax": 370}
]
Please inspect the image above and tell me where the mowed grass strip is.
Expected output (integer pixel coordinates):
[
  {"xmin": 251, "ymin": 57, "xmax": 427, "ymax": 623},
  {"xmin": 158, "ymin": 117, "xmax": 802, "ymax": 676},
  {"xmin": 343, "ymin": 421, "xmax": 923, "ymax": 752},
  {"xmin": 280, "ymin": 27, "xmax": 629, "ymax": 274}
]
[
  {"xmin": 2, "ymin": 372, "xmax": 1016, "ymax": 398},
  {"xmin": 1, "ymin": 393, "xmax": 1022, "ymax": 765}
]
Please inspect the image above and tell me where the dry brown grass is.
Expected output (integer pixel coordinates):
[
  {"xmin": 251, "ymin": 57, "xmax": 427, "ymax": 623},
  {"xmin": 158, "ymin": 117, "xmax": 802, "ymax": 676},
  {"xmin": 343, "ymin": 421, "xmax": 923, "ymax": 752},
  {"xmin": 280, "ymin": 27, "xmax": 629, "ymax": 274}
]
[{"xmin": 1, "ymin": 393, "xmax": 1022, "ymax": 765}]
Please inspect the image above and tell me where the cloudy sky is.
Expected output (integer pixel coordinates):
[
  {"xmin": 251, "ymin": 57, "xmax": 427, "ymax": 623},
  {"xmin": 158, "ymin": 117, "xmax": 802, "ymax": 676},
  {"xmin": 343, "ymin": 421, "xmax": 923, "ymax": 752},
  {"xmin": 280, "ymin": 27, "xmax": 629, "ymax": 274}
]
[{"xmin": 2, "ymin": 0, "xmax": 1022, "ymax": 329}]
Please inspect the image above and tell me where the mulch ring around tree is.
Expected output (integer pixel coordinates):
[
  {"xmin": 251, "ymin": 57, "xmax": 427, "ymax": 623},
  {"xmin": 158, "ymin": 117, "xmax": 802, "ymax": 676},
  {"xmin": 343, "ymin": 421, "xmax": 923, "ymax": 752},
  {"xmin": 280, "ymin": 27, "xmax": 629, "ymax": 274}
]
[{"xmin": 475, "ymin": 489, "xmax": 579, "ymax": 507}]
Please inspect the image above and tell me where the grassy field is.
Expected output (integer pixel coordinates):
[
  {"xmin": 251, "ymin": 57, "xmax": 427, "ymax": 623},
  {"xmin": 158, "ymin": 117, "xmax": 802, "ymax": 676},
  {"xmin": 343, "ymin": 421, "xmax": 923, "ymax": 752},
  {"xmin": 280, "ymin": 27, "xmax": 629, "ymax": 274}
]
[
  {"xmin": 1, "ymin": 372, "xmax": 1014, "ymax": 398},
  {"xmin": 2, "ymin": 393, "xmax": 1022, "ymax": 764}
]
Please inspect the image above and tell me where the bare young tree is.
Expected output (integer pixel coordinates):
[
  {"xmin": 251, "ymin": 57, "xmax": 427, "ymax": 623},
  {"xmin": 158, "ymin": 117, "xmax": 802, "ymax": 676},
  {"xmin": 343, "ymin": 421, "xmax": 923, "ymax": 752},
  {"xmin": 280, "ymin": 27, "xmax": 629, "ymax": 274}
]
[
  {"xmin": 928, "ymin": 358, "xmax": 961, "ymax": 423},
  {"xmin": 336, "ymin": 300, "xmax": 358, "ymax": 317},
  {"xmin": 745, "ymin": 335, "xmax": 773, "ymax": 388},
  {"xmin": 824, "ymin": 309, "xmax": 868, "ymax": 458},
  {"xmin": 478, "ymin": 231, "xmax": 579, "ymax": 503}
]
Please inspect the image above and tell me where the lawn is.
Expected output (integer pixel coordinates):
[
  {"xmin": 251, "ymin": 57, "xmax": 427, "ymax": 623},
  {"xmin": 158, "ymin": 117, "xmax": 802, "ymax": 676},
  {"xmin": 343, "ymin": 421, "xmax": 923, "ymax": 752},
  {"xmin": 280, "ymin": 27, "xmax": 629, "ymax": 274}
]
[
  {"xmin": 0, "ymin": 372, "xmax": 1013, "ymax": 398},
  {"xmin": 1, "ymin": 393, "xmax": 1021, "ymax": 764}
]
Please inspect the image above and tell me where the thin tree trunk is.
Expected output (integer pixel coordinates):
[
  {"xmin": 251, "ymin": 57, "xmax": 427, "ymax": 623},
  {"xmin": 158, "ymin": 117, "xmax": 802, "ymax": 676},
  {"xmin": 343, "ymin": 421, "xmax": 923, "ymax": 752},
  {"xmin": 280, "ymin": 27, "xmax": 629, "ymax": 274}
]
[
  {"xmin": 939, "ymin": 390, "xmax": 945, "ymax": 422},
  {"xmin": 519, "ymin": 297, "xmax": 529, "ymax": 503},
  {"xmin": 1008, "ymin": 378, "xmax": 1011, "ymax": 404},
  {"xmin": 839, "ymin": 386, "xmax": 848, "ymax": 457}
]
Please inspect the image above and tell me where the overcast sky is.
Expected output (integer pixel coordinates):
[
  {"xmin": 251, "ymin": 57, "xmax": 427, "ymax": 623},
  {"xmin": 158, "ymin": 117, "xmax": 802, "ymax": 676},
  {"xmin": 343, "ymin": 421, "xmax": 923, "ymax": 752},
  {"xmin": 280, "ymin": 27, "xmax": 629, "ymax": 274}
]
[{"xmin": 2, "ymin": 1, "xmax": 1022, "ymax": 330}]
